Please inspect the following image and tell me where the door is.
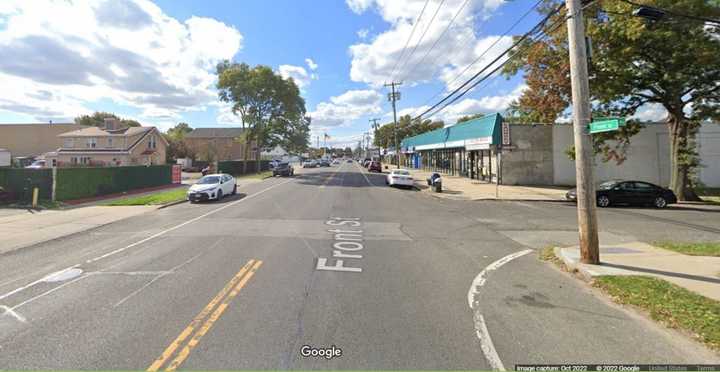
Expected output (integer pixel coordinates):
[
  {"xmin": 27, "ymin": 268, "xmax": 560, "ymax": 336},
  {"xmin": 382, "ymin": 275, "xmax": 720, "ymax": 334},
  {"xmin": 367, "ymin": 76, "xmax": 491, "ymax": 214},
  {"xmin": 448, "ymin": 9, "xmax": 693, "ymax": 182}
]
[
  {"xmin": 610, "ymin": 182, "xmax": 634, "ymax": 204},
  {"xmin": 632, "ymin": 182, "xmax": 659, "ymax": 204}
]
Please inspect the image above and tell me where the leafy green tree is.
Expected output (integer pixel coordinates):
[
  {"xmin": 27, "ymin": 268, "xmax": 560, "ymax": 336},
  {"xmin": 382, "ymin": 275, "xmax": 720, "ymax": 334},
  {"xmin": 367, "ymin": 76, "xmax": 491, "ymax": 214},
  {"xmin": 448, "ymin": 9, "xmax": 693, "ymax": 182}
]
[
  {"xmin": 373, "ymin": 115, "xmax": 444, "ymax": 149},
  {"xmin": 503, "ymin": 0, "xmax": 720, "ymax": 200},
  {"xmin": 74, "ymin": 112, "xmax": 141, "ymax": 127},
  {"xmin": 216, "ymin": 61, "xmax": 307, "ymax": 173},
  {"xmin": 456, "ymin": 113, "xmax": 487, "ymax": 124},
  {"xmin": 164, "ymin": 122, "xmax": 195, "ymax": 162}
]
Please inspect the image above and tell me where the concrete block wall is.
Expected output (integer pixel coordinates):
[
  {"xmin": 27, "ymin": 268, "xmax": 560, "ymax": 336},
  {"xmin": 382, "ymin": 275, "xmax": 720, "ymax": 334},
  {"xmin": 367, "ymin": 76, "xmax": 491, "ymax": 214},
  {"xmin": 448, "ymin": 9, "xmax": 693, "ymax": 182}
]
[{"xmin": 501, "ymin": 125, "xmax": 554, "ymax": 185}]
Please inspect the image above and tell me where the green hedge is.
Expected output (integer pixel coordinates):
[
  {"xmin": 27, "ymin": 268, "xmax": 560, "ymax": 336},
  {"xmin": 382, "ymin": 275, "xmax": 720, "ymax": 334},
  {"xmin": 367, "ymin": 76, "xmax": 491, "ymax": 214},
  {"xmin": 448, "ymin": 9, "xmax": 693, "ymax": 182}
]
[
  {"xmin": 0, "ymin": 168, "xmax": 53, "ymax": 200},
  {"xmin": 55, "ymin": 165, "xmax": 171, "ymax": 201},
  {"xmin": 218, "ymin": 160, "xmax": 270, "ymax": 175}
]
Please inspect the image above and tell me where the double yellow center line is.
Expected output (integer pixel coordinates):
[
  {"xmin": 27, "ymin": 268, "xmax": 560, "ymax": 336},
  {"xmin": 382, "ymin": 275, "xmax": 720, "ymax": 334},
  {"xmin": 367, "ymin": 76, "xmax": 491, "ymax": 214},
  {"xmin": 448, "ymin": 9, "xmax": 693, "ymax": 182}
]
[{"xmin": 147, "ymin": 259, "xmax": 263, "ymax": 371}]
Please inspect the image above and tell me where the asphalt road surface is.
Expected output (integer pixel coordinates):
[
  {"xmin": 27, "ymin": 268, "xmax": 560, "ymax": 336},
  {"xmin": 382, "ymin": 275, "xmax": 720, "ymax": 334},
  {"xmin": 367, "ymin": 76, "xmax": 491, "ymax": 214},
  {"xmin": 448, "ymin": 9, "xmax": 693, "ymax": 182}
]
[{"xmin": 0, "ymin": 162, "xmax": 718, "ymax": 370}]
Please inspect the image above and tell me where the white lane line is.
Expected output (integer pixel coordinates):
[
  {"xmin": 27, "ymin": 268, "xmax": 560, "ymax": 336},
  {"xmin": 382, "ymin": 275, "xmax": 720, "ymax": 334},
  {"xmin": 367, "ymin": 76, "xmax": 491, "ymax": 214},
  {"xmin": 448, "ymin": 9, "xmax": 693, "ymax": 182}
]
[
  {"xmin": 11, "ymin": 274, "xmax": 89, "ymax": 311},
  {"xmin": 85, "ymin": 178, "xmax": 293, "ymax": 264},
  {"xmin": 113, "ymin": 250, "xmax": 205, "ymax": 308},
  {"xmin": 0, "ymin": 179, "xmax": 293, "ymax": 305},
  {"xmin": 467, "ymin": 249, "xmax": 532, "ymax": 372},
  {"xmin": 0, "ymin": 305, "xmax": 26, "ymax": 323},
  {"xmin": 0, "ymin": 265, "xmax": 80, "ymax": 302},
  {"xmin": 467, "ymin": 249, "xmax": 533, "ymax": 309},
  {"xmin": 474, "ymin": 313, "xmax": 504, "ymax": 371},
  {"xmin": 357, "ymin": 163, "xmax": 374, "ymax": 187}
]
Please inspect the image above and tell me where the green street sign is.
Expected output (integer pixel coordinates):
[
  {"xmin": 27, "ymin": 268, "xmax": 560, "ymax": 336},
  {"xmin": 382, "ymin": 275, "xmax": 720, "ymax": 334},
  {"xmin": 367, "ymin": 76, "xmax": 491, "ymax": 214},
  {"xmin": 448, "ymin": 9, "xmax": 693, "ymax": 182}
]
[{"xmin": 588, "ymin": 118, "xmax": 625, "ymax": 134}]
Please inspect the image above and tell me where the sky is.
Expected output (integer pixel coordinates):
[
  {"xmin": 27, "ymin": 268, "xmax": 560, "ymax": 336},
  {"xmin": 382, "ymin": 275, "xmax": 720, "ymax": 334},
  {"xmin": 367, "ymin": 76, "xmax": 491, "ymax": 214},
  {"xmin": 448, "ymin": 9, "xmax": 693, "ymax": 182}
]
[{"xmin": 0, "ymin": 0, "xmax": 666, "ymax": 149}]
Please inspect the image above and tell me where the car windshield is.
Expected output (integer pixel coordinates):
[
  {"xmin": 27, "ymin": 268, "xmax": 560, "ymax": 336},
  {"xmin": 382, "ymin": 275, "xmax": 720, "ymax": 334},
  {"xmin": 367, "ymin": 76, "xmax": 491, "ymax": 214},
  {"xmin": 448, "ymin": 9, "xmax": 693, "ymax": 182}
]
[
  {"xmin": 597, "ymin": 181, "xmax": 619, "ymax": 190},
  {"xmin": 197, "ymin": 176, "xmax": 220, "ymax": 184}
]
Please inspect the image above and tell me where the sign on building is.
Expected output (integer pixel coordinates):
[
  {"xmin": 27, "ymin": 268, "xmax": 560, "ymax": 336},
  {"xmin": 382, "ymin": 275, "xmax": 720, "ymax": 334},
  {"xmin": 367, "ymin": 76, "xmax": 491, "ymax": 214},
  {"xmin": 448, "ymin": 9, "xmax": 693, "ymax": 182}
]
[{"xmin": 502, "ymin": 122, "xmax": 511, "ymax": 146}]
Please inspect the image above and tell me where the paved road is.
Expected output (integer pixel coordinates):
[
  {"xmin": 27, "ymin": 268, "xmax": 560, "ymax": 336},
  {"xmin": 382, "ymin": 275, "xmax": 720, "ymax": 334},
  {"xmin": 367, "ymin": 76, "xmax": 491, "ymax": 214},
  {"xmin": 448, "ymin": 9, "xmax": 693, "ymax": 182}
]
[{"xmin": 0, "ymin": 162, "xmax": 717, "ymax": 370}]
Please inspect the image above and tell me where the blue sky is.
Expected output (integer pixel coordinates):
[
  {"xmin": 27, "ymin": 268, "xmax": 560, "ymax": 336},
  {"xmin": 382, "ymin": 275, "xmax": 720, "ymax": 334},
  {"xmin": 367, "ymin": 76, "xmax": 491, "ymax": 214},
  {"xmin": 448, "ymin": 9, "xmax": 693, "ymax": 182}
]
[{"xmin": 0, "ymin": 0, "xmax": 556, "ymax": 148}]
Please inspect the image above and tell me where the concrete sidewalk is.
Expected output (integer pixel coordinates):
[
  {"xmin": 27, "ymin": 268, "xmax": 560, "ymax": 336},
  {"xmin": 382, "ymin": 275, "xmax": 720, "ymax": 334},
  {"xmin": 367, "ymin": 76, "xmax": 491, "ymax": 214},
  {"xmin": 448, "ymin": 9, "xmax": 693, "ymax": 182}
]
[
  {"xmin": 387, "ymin": 165, "xmax": 568, "ymax": 201},
  {"xmin": 0, "ymin": 205, "xmax": 156, "ymax": 255},
  {"xmin": 556, "ymin": 242, "xmax": 720, "ymax": 301}
]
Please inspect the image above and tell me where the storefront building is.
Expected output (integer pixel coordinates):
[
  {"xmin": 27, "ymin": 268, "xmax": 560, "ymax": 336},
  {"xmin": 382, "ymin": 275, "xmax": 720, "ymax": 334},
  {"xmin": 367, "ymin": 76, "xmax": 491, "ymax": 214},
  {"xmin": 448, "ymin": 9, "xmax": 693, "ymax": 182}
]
[{"xmin": 401, "ymin": 113, "xmax": 503, "ymax": 183}]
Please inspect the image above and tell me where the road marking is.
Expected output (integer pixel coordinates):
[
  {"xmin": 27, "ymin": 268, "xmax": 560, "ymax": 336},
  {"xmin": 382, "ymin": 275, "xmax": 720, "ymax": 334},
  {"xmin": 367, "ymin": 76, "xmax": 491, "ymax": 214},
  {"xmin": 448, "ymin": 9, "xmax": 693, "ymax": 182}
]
[
  {"xmin": 113, "ymin": 252, "xmax": 204, "ymax": 308},
  {"xmin": 0, "ymin": 179, "xmax": 289, "ymax": 306},
  {"xmin": 466, "ymin": 249, "xmax": 532, "ymax": 372},
  {"xmin": 467, "ymin": 249, "xmax": 533, "ymax": 309},
  {"xmin": 0, "ymin": 305, "xmax": 26, "ymax": 323},
  {"xmin": 87, "ymin": 179, "xmax": 291, "ymax": 264},
  {"xmin": 356, "ymin": 162, "xmax": 374, "ymax": 187},
  {"xmin": 12, "ymin": 274, "xmax": 88, "ymax": 311},
  {"xmin": 147, "ymin": 259, "xmax": 262, "ymax": 372}
]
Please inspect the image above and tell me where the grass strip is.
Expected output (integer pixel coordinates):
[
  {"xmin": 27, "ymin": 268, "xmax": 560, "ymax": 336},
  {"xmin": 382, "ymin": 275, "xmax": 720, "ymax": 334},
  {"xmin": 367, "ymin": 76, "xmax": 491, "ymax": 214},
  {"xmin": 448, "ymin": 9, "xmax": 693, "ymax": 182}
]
[
  {"xmin": 593, "ymin": 275, "xmax": 720, "ymax": 350},
  {"xmin": 654, "ymin": 241, "xmax": 720, "ymax": 257},
  {"xmin": 105, "ymin": 188, "xmax": 187, "ymax": 206}
]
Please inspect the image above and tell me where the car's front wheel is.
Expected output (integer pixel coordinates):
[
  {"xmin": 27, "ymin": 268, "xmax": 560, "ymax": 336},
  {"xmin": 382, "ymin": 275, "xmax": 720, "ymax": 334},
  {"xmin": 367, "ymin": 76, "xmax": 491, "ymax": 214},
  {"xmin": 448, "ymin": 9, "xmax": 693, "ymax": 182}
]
[
  {"xmin": 597, "ymin": 195, "xmax": 611, "ymax": 207},
  {"xmin": 653, "ymin": 196, "xmax": 667, "ymax": 208},
  {"xmin": 232, "ymin": 185, "xmax": 237, "ymax": 195},
  {"xmin": 216, "ymin": 189, "xmax": 223, "ymax": 201}
]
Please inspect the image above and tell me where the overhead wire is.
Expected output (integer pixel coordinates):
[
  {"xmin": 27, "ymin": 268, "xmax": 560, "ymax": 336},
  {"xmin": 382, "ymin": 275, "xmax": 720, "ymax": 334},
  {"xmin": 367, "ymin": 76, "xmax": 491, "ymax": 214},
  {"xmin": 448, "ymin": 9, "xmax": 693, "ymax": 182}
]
[
  {"xmin": 395, "ymin": 0, "xmax": 447, "ymax": 82},
  {"xmin": 388, "ymin": 0, "xmax": 431, "ymax": 82}
]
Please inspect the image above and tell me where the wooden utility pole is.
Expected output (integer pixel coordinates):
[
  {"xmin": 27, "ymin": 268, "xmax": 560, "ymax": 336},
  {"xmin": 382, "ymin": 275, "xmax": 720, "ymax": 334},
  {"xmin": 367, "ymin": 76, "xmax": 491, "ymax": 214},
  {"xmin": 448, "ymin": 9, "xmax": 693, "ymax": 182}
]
[
  {"xmin": 384, "ymin": 82, "xmax": 402, "ymax": 167},
  {"xmin": 566, "ymin": 0, "xmax": 599, "ymax": 264}
]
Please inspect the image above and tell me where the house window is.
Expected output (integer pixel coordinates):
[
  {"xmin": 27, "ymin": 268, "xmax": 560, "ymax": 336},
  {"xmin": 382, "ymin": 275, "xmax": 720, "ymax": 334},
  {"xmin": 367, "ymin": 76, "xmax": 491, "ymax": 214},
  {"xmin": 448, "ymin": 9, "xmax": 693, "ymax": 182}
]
[
  {"xmin": 64, "ymin": 138, "xmax": 74, "ymax": 148},
  {"xmin": 81, "ymin": 156, "xmax": 91, "ymax": 165},
  {"xmin": 148, "ymin": 135, "xmax": 157, "ymax": 149},
  {"xmin": 71, "ymin": 157, "xmax": 78, "ymax": 165},
  {"xmin": 108, "ymin": 137, "xmax": 113, "ymax": 148},
  {"xmin": 51, "ymin": 159, "xmax": 57, "ymax": 167},
  {"xmin": 87, "ymin": 138, "xmax": 97, "ymax": 148}
]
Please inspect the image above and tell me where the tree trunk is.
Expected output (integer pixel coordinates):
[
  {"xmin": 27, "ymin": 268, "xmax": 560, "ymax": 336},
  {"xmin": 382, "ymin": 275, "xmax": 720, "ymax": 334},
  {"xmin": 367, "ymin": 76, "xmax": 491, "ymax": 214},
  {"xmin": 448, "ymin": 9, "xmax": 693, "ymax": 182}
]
[{"xmin": 667, "ymin": 112, "xmax": 701, "ymax": 201}]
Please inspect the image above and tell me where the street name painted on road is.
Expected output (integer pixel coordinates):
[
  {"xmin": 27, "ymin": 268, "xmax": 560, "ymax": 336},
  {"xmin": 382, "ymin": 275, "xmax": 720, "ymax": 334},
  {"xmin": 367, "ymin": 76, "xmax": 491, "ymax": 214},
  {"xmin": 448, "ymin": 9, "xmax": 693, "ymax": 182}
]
[{"xmin": 316, "ymin": 217, "xmax": 364, "ymax": 273}]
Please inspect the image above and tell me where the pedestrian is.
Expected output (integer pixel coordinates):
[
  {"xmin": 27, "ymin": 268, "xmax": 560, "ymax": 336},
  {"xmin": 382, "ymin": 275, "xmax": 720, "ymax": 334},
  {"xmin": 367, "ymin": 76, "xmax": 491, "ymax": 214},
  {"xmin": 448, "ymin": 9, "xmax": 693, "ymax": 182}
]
[{"xmin": 201, "ymin": 164, "xmax": 210, "ymax": 176}]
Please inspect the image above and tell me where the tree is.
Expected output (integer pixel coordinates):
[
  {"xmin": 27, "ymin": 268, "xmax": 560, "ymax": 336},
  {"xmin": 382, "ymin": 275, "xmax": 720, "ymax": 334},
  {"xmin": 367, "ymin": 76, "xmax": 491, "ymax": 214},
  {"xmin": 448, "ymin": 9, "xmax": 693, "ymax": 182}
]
[
  {"xmin": 503, "ymin": 0, "xmax": 720, "ymax": 200},
  {"xmin": 456, "ymin": 113, "xmax": 487, "ymax": 124},
  {"xmin": 216, "ymin": 61, "xmax": 307, "ymax": 173},
  {"xmin": 74, "ymin": 112, "xmax": 141, "ymax": 127},
  {"xmin": 164, "ymin": 122, "xmax": 195, "ymax": 162},
  {"xmin": 373, "ymin": 115, "xmax": 444, "ymax": 149}
]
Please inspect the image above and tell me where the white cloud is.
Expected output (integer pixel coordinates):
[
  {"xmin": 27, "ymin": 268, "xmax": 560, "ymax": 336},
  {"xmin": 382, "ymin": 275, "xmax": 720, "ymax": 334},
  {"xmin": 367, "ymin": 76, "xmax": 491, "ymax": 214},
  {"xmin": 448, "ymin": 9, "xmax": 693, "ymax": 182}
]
[
  {"xmin": 393, "ymin": 83, "xmax": 526, "ymax": 124},
  {"xmin": 0, "ymin": 0, "xmax": 242, "ymax": 122},
  {"xmin": 305, "ymin": 58, "xmax": 318, "ymax": 71},
  {"xmin": 357, "ymin": 28, "xmax": 370, "ymax": 40},
  {"xmin": 347, "ymin": 0, "xmax": 508, "ymax": 88},
  {"xmin": 279, "ymin": 64, "xmax": 311, "ymax": 89},
  {"xmin": 309, "ymin": 89, "xmax": 383, "ymax": 130},
  {"xmin": 346, "ymin": 0, "xmax": 375, "ymax": 14},
  {"xmin": 216, "ymin": 103, "xmax": 244, "ymax": 125},
  {"xmin": 631, "ymin": 103, "xmax": 668, "ymax": 122}
]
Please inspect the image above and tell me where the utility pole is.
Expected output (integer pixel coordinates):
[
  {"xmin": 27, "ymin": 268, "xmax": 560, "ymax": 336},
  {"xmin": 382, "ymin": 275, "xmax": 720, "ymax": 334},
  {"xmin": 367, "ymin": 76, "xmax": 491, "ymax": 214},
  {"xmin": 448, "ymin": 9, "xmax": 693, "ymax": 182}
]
[
  {"xmin": 566, "ymin": 0, "xmax": 599, "ymax": 264},
  {"xmin": 384, "ymin": 81, "xmax": 402, "ymax": 167}
]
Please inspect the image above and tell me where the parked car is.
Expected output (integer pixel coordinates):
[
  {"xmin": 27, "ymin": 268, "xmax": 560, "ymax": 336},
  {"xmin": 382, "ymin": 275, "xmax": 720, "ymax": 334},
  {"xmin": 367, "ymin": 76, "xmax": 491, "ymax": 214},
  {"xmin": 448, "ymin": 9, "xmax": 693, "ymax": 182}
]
[
  {"xmin": 368, "ymin": 161, "xmax": 382, "ymax": 172},
  {"xmin": 363, "ymin": 159, "xmax": 371, "ymax": 167},
  {"xmin": 302, "ymin": 160, "xmax": 317, "ymax": 168},
  {"xmin": 319, "ymin": 159, "xmax": 331, "ymax": 167},
  {"xmin": 386, "ymin": 169, "xmax": 414, "ymax": 188},
  {"xmin": 346, "ymin": 159, "xmax": 353, "ymax": 163},
  {"xmin": 273, "ymin": 162, "xmax": 294, "ymax": 177},
  {"xmin": 25, "ymin": 159, "xmax": 46, "ymax": 169},
  {"xmin": 332, "ymin": 159, "xmax": 340, "ymax": 165},
  {"xmin": 187, "ymin": 173, "xmax": 236, "ymax": 203},
  {"xmin": 566, "ymin": 180, "xmax": 677, "ymax": 208}
]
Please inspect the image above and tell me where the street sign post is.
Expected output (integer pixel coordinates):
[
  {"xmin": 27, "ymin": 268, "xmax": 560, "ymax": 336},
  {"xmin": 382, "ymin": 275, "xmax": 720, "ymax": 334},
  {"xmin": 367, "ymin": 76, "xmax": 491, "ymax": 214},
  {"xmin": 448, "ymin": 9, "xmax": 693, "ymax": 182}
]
[{"xmin": 588, "ymin": 118, "xmax": 625, "ymax": 134}]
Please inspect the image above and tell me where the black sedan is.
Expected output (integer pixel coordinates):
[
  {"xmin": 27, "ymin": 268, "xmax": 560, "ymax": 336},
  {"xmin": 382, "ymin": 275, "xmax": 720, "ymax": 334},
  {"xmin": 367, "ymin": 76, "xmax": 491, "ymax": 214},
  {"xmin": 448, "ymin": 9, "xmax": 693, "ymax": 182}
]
[{"xmin": 566, "ymin": 180, "xmax": 677, "ymax": 208}]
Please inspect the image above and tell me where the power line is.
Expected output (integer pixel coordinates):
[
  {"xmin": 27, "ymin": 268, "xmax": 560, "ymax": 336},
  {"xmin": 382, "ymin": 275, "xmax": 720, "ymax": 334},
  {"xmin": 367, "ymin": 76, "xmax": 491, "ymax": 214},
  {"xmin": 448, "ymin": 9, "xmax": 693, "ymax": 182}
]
[
  {"xmin": 414, "ymin": 0, "xmax": 544, "ymax": 113},
  {"xmin": 388, "ymin": 0, "xmax": 431, "ymax": 83},
  {"xmin": 619, "ymin": 0, "xmax": 720, "ymax": 25},
  {"xmin": 413, "ymin": 3, "xmax": 565, "ymax": 120},
  {"xmin": 419, "ymin": 6, "xmax": 570, "ymax": 120},
  {"xmin": 395, "ymin": 0, "xmax": 447, "ymax": 82},
  {"xmin": 398, "ymin": 0, "xmax": 472, "ymax": 84}
]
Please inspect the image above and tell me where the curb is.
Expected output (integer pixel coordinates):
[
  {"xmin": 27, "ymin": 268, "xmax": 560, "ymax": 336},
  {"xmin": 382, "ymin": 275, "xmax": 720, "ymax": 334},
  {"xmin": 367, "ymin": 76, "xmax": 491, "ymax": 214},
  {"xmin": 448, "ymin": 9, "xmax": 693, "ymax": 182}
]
[
  {"xmin": 157, "ymin": 199, "xmax": 188, "ymax": 209},
  {"xmin": 554, "ymin": 246, "xmax": 595, "ymax": 282},
  {"xmin": 420, "ymin": 188, "xmax": 569, "ymax": 203}
]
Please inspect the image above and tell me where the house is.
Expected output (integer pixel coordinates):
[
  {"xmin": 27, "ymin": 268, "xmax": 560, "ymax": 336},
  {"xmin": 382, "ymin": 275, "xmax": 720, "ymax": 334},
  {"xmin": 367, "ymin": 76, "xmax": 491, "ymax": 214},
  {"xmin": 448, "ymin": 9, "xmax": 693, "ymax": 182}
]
[
  {"xmin": 0, "ymin": 123, "xmax": 89, "ymax": 158},
  {"xmin": 45, "ymin": 118, "xmax": 167, "ymax": 167},
  {"xmin": 184, "ymin": 127, "xmax": 256, "ymax": 161}
]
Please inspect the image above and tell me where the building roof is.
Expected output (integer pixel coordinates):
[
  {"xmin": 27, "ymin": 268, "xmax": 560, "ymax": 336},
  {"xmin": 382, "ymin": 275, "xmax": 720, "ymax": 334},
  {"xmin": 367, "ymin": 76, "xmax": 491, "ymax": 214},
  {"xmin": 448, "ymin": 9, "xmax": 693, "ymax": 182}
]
[
  {"xmin": 401, "ymin": 113, "xmax": 503, "ymax": 150},
  {"xmin": 58, "ymin": 126, "xmax": 151, "ymax": 137},
  {"xmin": 185, "ymin": 127, "xmax": 245, "ymax": 138}
]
